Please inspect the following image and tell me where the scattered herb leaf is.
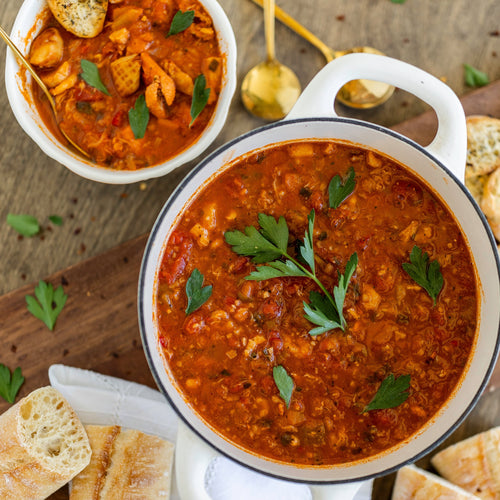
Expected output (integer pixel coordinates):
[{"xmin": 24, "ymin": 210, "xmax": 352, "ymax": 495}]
[
  {"xmin": 190, "ymin": 75, "xmax": 210, "ymax": 125},
  {"xmin": 80, "ymin": 59, "xmax": 110, "ymax": 96},
  {"xmin": 129, "ymin": 94, "xmax": 150, "ymax": 140},
  {"xmin": 6, "ymin": 214, "xmax": 40, "ymax": 237},
  {"xmin": 329, "ymin": 167, "xmax": 356, "ymax": 209},
  {"xmin": 464, "ymin": 64, "xmax": 490, "ymax": 88},
  {"xmin": 25, "ymin": 280, "xmax": 67, "ymax": 331},
  {"xmin": 185, "ymin": 268, "xmax": 212, "ymax": 314},
  {"xmin": 273, "ymin": 365, "xmax": 294, "ymax": 408},
  {"xmin": 390, "ymin": 0, "xmax": 406, "ymax": 3},
  {"xmin": 225, "ymin": 211, "xmax": 357, "ymax": 334},
  {"xmin": 363, "ymin": 373, "xmax": 411, "ymax": 412},
  {"xmin": 0, "ymin": 365, "xmax": 24, "ymax": 404},
  {"xmin": 49, "ymin": 215, "xmax": 63, "ymax": 226},
  {"xmin": 402, "ymin": 246, "xmax": 443, "ymax": 305},
  {"xmin": 167, "ymin": 9, "xmax": 195, "ymax": 36}
]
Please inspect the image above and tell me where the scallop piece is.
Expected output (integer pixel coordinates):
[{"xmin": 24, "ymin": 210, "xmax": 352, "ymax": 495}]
[{"xmin": 29, "ymin": 28, "xmax": 64, "ymax": 69}]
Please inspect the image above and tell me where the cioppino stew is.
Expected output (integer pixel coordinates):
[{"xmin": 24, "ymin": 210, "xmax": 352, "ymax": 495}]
[
  {"xmin": 29, "ymin": 0, "xmax": 223, "ymax": 170},
  {"xmin": 156, "ymin": 140, "xmax": 478, "ymax": 466}
]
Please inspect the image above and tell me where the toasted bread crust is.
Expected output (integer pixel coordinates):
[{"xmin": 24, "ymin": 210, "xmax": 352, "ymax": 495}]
[
  {"xmin": 465, "ymin": 116, "xmax": 500, "ymax": 179},
  {"xmin": 46, "ymin": 0, "xmax": 109, "ymax": 38}
]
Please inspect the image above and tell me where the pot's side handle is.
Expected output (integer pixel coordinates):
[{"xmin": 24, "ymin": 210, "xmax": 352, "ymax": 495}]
[
  {"xmin": 176, "ymin": 421, "xmax": 218, "ymax": 500},
  {"xmin": 285, "ymin": 53, "xmax": 466, "ymax": 181}
]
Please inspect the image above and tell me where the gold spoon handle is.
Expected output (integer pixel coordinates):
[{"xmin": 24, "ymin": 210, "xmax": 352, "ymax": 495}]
[
  {"xmin": 0, "ymin": 25, "xmax": 90, "ymax": 158},
  {"xmin": 251, "ymin": 0, "xmax": 335, "ymax": 63},
  {"xmin": 263, "ymin": 0, "xmax": 276, "ymax": 62}
]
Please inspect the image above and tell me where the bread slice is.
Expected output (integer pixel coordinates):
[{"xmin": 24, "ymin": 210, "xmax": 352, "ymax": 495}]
[
  {"xmin": 0, "ymin": 386, "xmax": 91, "ymax": 499},
  {"xmin": 431, "ymin": 427, "xmax": 500, "ymax": 499},
  {"xmin": 465, "ymin": 116, "xmax": 500, "ymax": 179},
  {"xmin": 70, "ymin": 425, "xmax": 175, "ymax": 499},
  {"xmin": 481, "ymin": 168, "xmax": 500, "ymax": 222},
  {"xmin": 392, "ymin": 464, "xmax": 481, "ymax": 499},
  {"xmin": 465, "ymin": 174, "xmax": 488, "ymax": 206},
  {"xmin": 46, "ymin": 0, "xmax": 109, "ymax": 38}
]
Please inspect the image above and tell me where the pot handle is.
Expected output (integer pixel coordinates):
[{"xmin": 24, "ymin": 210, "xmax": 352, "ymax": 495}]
[
  {"xmin": 285, "ymin": 53, "xmax": 467, "ymax": 181},
  {"xmin": 175, "ymin": 422, "xmax": 367, "ymax": 500}
]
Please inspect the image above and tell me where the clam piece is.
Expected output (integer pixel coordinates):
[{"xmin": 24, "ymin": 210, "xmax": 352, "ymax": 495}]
[{"xmin": 110, "ymin": 55, "xmax": 141, "ymax": 97}]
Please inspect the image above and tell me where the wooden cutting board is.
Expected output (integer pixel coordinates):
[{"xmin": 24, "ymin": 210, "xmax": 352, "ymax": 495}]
[{"xmin": 0, "ymin": 81, "xmax": 499, "ymax": 499}]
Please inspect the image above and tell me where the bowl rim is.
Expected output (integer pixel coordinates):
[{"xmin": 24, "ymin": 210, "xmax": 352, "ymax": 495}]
[
  {"xmin": 138, "ymin": 116, "xmax": 500, "ymax": 483},
  {"xmin": 5, "ymin": 0, "xmax": 238, "ymax": 184}
]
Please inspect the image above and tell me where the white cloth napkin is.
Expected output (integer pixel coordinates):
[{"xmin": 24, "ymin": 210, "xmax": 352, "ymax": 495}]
[{"xmin": 48, "ymin": 364, "xmax": 373, "ymax": 500}]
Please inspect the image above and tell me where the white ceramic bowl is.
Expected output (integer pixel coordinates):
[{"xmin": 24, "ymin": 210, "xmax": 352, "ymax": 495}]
[
  {"xmin": 138, "ymin": 54, "xmax": 500, "ymax": 498},
  {"xmin": 5, "ymin": 0, "xmax": 237, "ymax": 184}
]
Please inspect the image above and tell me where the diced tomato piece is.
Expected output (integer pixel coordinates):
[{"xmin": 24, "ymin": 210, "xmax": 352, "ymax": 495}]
[
  {"xmin": 112, "ymin": 110, "xmax": 126, "ymax": 127},
  {"xmin": 260, "ymin": 299, "xmax": 281, "ymax": 318},
  {"xmin": 183, "ymin": 313, "xmax": 206, "ymax": 335}
]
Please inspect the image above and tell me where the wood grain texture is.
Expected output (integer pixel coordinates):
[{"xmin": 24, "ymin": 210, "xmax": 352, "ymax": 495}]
[
  {"xmin": 0, "ymin": 81, "xmax": 498, "ymax": 499},
  {"xmin": 0, "ymin": 0, "xmax": 499, "ymax": 297}
]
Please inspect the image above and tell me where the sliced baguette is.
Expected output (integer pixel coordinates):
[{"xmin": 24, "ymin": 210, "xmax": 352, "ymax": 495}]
[
  {"xmin": 70, "ymin": 425, "xmax": 175, "ymax": 499},
  {"xmin": 431, "ymin": 427, "xmax": 500, "ymax": 499},
  {"xmin": 465, "ymin": 116, "xmax": 500, "ymax": 179},
  {"xmin": 46, "ymin": 0, "xmax": 109, "ymax": 38},
  {"xmin": 0, "ymin": 386, "xmax": 91, "ymax": 499},
  {"xmin": 392, "ymin": 464, "xmax": 481, "ymax": 500},
  {"xmin": 481, "ymin": 168, "xmax": 500, "ymax": 223}
]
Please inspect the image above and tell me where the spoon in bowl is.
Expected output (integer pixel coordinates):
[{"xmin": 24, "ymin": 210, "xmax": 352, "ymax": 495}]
[
  {"xmin": 241, "ymin": 0, "xmax": 302, "ymax": 121},
  {"xmin": 0, "ymin": 25, "xmax": 90, "ymax": 158},
  {"xmin": 250, "ymin": 0, "xmax": 395, "ymax": 109}
]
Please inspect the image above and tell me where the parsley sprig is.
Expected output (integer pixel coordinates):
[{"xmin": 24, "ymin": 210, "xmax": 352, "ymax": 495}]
[
  {"xmin": 167, "ymin": 9, "xmax": 195, "ymax": 36},
  {"xmin": 6, "ymin": 214, "xmax": 40, "ymax": 237},
  {"xmin": 273, "ymin": 365, "xmax": 294, "ymax": 408},
  {"xmin": 129, "ymin": 94, "xmax": 150, "ymax": 139},
  {"xmin": 402, "ymin": 245, "xmax": 443, "ymax": 305},
  {"xmin": 224, "ymin": 210, "xmax": 357, "ymax": 334},
  {"xmin": 25, "ymin": 280, "xmax": 67, "ymax": 331},
  {"xmin": 0, "ymin": 364, "xmax": 24, "ymax": 404},
  {"xmin": 190, "ymin": 75, "xmax": 211, "ymax": 125},
  {"xmin": 464, "ymin": 64, "xmax": 490, "ymax": 88},
  {"xmin": 185, "ymin": 269, "xmax": 212, "ymax": 314},
  {"xmin": 328, "ymin": 167, "xmax": 356, "ymax": 209},
  {"xmin": 80, "ymin": 59, "xmax": 110, "ymax": 96},
  {"xmin": 363, "ymin": 373, "xmax": 411, "ymax": 412}
]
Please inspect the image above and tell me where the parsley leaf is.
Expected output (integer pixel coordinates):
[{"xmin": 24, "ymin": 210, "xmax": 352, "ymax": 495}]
[
  {"xmin": 0, "ymin": 365, "xmax": 24, "ymax": 404},
  {"xmin": 167, "ymin": 9, "xmax": 195, "ymax": 36},
  {"xmin": 185, "ymin": 269, "xmax": 212, "ymax": 314},
  {"xmin": 7, "ymin": 214, "xmax": 40, "ymax": 236},
  {"xmin": 328, "ymin": 167, "xmax": 356, "ymax": 209},
  {"xmin": 49, "ymin": 215, "xmax": 63, "ymax": 226},
  {"xmin": 390, "ymin": 0, "xmax": 406, "ymax": 3},
  {"xmin": 225, "ymin": 211, "xmax": 357, "ymax": 334},
  {"xmin": 464, "ymin": 64, "xmax": 490, "ymax": 88},
  {"xmin": 129, "ymin": 94, "xmax": 150, "ymax": 140},
  {"xmin": 25, "ymin": 280, "xmax": 67, "ymax": 331},
  {"xmin": 273, "ymin": 365, "xmax": 294, "ymax": 408},
  {"xmin": 363, "ymin": 373, "xmax": 411, "ymax": 412},
  {"xmin": 402, "ymin": 246, "xmax": 443, "ymax": 305},
  {"xmin": 190, "ymin": 75, "xmax": 211, "ymax": 125},
  {"xmin": 80, "ymin": 59, "xmax": 110, "ymax": 96}
]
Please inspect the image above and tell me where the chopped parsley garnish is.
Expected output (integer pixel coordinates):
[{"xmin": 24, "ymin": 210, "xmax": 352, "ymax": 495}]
[
  {"xmin": 80, "ymin": 59, "xmax": 110, "ymax": 96},
  {"xmin": 190, "ymin": 75, "xmax": 211, "ymax": 125},
  {"xmin": 225, "ymin": 210, "xmax": 357, "ymax": 334},
  {"xmin": 167, "ymin": 9, "xmax": 195, "ymax": 36},
  {"xmin": 128, "ymin": 94, "xmax": 150, "ymax": 140},
  {"xmin": 363, "ymin": 373, "xmax": 411, "ymax": 412},
  {"xmin": 273, "ymin": 365, "xmax": 294, "ymax": 408},
  {"xmin": 49, "ymin": 215, "xmax": 63, "ymax": 226},
  {"xmin": 0, "ymin": 365, "xmax": 24, "ymax": 404},
  {"xmin": 25, "ymin": 280, "xmax": 67, "ymax": 331},
  {"xmin": 402, "ymin": 245, "xmax": 443, "ymax": 305},
  {"xmin": 328, "ymin": 167, "xmax": 356, "ymax": 208},
  {"xmin": 6, "ymin": 214, "xmax": 40, "ymax": 237},
  {"xmin": 185, "ymin": 268, "xmax": 212, "ymax": 314}
]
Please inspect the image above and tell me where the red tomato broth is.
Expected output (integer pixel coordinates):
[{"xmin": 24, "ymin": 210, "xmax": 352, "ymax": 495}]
[
  {"xmin": 30, "ymin": 0, "xmax": 223, "ymax": 170},
  {"xmin": 156, "ymin": 140, "xmax": 478, "ymax": 466}
]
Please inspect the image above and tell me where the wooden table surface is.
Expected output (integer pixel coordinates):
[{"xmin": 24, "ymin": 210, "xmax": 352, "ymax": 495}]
[{"xmin": 0, "ymin": 0, "xmax": 499, "ymax": 296}]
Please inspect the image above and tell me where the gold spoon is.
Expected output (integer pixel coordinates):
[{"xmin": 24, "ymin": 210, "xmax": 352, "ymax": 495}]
[
  {"xmin": 0, "ymin": 25, "xmax": 90, "ymax": 158},
  {"xmin": 250, "ymin": 0, "xmax": 395, "ymax": 109},
  {"xmin": 241, "ymin": 0, "xmax": 302, "ymax": 120}
]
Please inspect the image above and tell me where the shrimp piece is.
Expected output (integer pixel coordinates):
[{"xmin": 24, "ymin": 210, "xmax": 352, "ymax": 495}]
[
  {"xmin": 50, "ymin": 73, "xmax": 78, "ymax": 96},
  {"xmin": 29, "ymin": 28, "xmax": 64, "ymax": 69},
  {"xmin": 41, "ymin": 61, "xmax": 71, "ymax": 88},
  {"xmin": 141, "ymin": 53, "xmax": 176, "ymax": 105},
  {"xmin": 165, "ymin": 60, "xmax": 194, "ymax": 95}
]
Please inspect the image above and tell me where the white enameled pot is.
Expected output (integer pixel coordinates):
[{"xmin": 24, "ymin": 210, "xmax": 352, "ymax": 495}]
[
  {"xmin": 5, "ymin": 0, "xmax": 236, "ymax": 184},
  {"xmin": 138, "ymin": 54, "xmax": 500, "ymax": 499}
]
